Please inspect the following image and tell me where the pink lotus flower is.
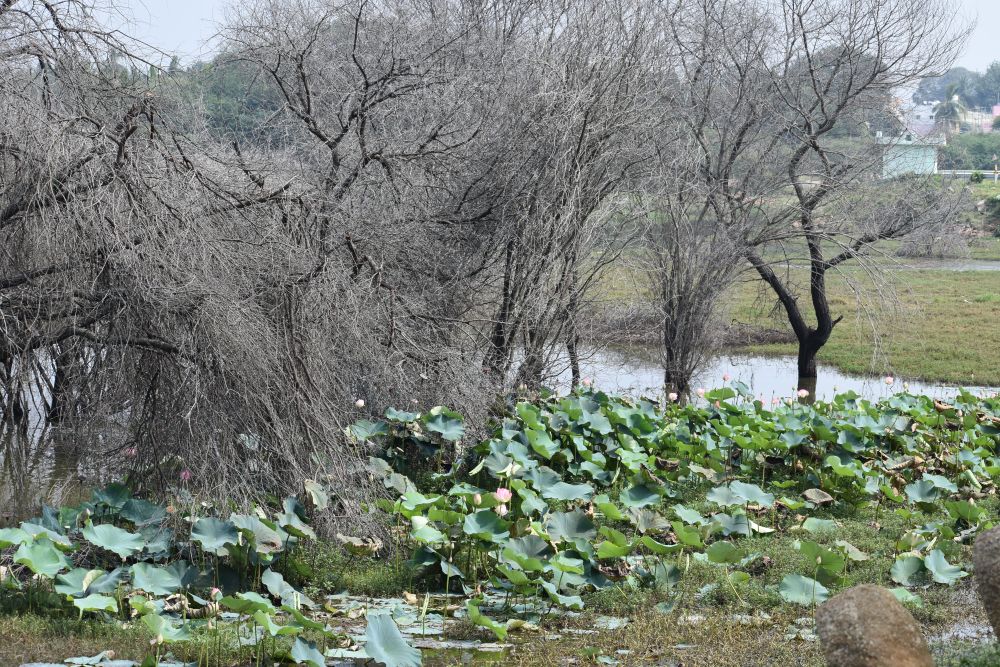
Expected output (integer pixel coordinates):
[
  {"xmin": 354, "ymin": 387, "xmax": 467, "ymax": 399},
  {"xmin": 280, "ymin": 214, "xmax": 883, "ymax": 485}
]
[
  {"xmin": 496, "ymin": 504, "xmax": 508, "ymax": 517},
  {"xmin": 210, "ymin": 587, "xmax": 221, "ymax": 600},
  {"xmin": 714, "ymin": 400, "xmax": 721, "ymax": 409},
  {"xmin": 494, "ymin": 488, "xmax": 513, "ymax": 503},
  {"xmin": 723, "ymin": 373, "xmax": 731, "ymax": 382},
  {"xmin": 355, "ymin": 398, "xmax": 365, "ymax": 408},
  {"xmin": 581, "ymin": 377, "xmax": 593, "ymax": 387},
  {"xmin": 797, "ymin": 389, "xmax": 810, "ymax": 398},
  {"xmin": 884, "ymin": 376, "xmax": 894, "ymax": 386},
  {"xmin": 179, "ymin": 468, "xmax": 192, "ymax": 483},
  {"xmin": 771, "ymin": 398, "xmax": 780, "ymax": 406},
  {"xmin": 667, "ymin": 392, "xmax": 678, "ymax": 402},
  {"xmin": 696, "ymin": 387, "xmax": 706, "ymax": 398}
]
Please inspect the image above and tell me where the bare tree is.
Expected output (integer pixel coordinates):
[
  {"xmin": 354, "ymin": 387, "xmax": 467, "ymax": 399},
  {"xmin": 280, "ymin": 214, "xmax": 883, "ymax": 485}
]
[{"xmin": 667, "ymin": 0, "xmax": 970, "ymax": 390}]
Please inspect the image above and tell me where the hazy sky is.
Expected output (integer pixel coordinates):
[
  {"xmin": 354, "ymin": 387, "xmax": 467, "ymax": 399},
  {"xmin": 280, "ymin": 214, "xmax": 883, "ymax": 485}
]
[{"xmin": 122, "ymin": 0, "xmax": 1000, "ymax": 69}]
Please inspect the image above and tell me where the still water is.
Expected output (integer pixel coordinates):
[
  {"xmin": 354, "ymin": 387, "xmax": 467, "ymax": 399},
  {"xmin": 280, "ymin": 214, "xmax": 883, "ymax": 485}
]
[{"xmin": 549, "ymin": 347, "xmax": 998, "ymax": 401}]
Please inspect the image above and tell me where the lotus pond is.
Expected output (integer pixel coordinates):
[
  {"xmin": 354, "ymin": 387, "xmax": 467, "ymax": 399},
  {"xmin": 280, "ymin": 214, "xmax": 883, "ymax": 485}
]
[{"xmin": 2, "ymin": 384, "xmax": 1000, "ymax": 666}]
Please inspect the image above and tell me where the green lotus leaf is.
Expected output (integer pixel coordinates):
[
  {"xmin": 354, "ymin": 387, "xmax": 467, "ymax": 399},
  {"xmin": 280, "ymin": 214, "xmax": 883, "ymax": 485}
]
[
  {"xmin": 82, "ymin": 522, "xmax": 145, "ymax": 559},
  {"xmin": 619, "ymin": 484, "xmax": 661, "ymax": 508},
  {"xmin": 525, "ymin": 427, "xmax": 560, "ymax": 459},
  {"xmin": 503, "ymin": 535, "xmax": 551, "ymax": 572},
  {"xmin": 131, "ymin": 562, "xmax": 184, "ymax": 596},
  {"xmin": 729, "ymin": 481, "xmax": 775, "ymax": 507},
  {"xmin": 541, "ymin": 481, "xmax": 594, "ymax": 502},
  {"xmin": 254, "ymin": 608, "xmax": 301, "ymax": 636},
  {"xmin": 14, "ymin": 537, "xmax": 71, "ymax": 577},
  {"xmin": 424, "ymin": 407, "xmax": 465, "ymax": 442},
  {"xmin": 303, "ymin": 479, "xmax": 330, "ymax": 510},
  {"xmin": 923, "ymin": 549, "xmax": 967, "ymax": 585},
  {"xmin": 462, "ymin": 510, "xmax": 510, "ymax": 543},
  {"xmin": 0, "ymin": 527, "xmax": 32, "ymax": 549},
  {"xmin": 262, "ymin": 568, "xmax": 316, "ymax": 608},
  {"xmin": 55, "ymin": 567, "xmax": 123, "ymax": 598},
  {"xmin": 72, "ymin": 593, "xmax": 118, "ymax": 615},
  {"xmin": 891, "ymin": 556, "xmax": 926, "ymax": 586},
  {"xmin": 230, "ymin": 513, "xmax": 287, "ymax": 554},
  {"xmin": 365, "ymin": 612, "xmax": 422, "ymax": 667},
  {"xmin": 467, "ymin": 597, "xmax": 507, "ymax": 642},
  {"xmin": 545, "ymin": 511, "xmax": 596, "ymax": 543},
  {"xmin": 778, "ymin": 574, "xmax": 829, "ymax": 605},
  {"xmin": 706, "ymin": 541, "xmax": 743, "ymax": 565},
  {"xmin": 142, "ymin": 613, "xmax": 191, "ymax": 642},
  {"xmin": 120, "ymin": 499, "xmax": 167, "ymax": 526},
  {"xmin": 191, "ymin": 517, "xmax": 239, "ymax": 556}
]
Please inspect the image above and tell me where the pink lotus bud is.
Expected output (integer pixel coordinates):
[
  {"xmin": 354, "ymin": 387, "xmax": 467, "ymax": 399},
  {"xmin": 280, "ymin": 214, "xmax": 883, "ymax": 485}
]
[
  {"xmin": 355, "ymin": 398, "xmax": 365, "ymax": 408},
  {"xmin": 581, "ymin": 377, "xmax": 593, "ymax": 387},
  {"xmin": 714, "ymin": 400, "xmax": 721, "ymax": 408},
  {"xmin": 797, "ymin": 389, "xmax": 809, "ymax": 398},
  {"xmin": 667, "ymin": 392, "xmax": 678, "ymax": 402},
  {"xmin": 723, "ymin": 373, "xmax": 731, "ymax": 382},
  {"xmin": 884, "ymin": 376, "xmax": 894, "ymax": 386},
  {"xmin": 771, "ymin": 398, "xmax": 780, "ymax": 406},
  {"xmin": 495, "ymin": 503, "xmax": 508, "ymax": 517},
  {"xmin": 473, "ymin": 493, "xmax": 482, "ymax": 505},
  {"xmin": 179, "ymin": 468, "xmax": 192, "ymax": 483},
  {"xmin": 696, "ymin": 388, "xmax": 705, "ymax": 398},
  {"xmin": 494, "ymin": 488, "xmax": 513, "ymax": 503},
  {"xmin": 210, "ymin": 587, "xmax": 221, "ymax": 600}
]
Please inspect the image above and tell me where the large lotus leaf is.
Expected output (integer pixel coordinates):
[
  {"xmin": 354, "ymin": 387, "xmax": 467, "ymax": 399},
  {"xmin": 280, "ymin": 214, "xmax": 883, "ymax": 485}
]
[
  {"xmin": 595, "ymin": 541, "xmax": 631, "ymax": 559},
  {"xmin": 303, "ymin": 479, "xmax": 330, "ymax": 510},
  {"xmin": 706, "ymin": 541, "xmax": 743, "ymax": 565},
  {"xmin": 502, "ymin": 535, "xmax": 552, "ymax": 572},
  {"xmin": 349, "ymin": 420, "xmax": 390, "ymax": 441},
  {"xmin": 14, "ymin": 537, "xmax": 70, "ymax": 577},
  {"xmin": 0, "ymin": 527, "xmax": 31, "ymax": 548},
  {"xmin": 410, "ymin": 516, "xmax": 446, "ymax": 545},
  {"xmin": 55, "ymin": 568, "xmax": 124, "ymax": 598},
  {"xmin": 140, "ymin": 525, "xmax": 174, "ymax": 558},
  {"xmin": 82, "ymin": 522, "xmax": 145, "ymax": 559},
  {"xmin": 891, "ymin": 556, "xmax": 927, "ymax": 585},
  {"xmin": 142, "ymin": 613, "xmax": 191, "ymax": 642},
  {"xmin": 385, "ymin": 407, "xmax": 420, "ymax": 423},
  {"xmin": 462, "ymin": 510, "xmax": 510, "ymax": 543},
  {"xmin": 365, "ymin": 612, "xmax": 422, "ymax": 667},
  {"xmin": 523, "ymin": 466, "xmax": 562, "ymax": 489},
  {"xmin": 540, "ymin": 580, "xmax": 584, "ymax": 609},
  {"xmin": 729, "ymin": 481, "xmax": 775, "ymax": 507},
  {"xmin": 627, "ymin": 508, "xmax": 671, "ymax": 534},
  {"xmin": 904, "ymin": 479, "xmax": 939, "ymax": 504},
  {"xmin": 582, "ymin": 409, "xmax": 613, "ymax": 435},
  {"xmin": 191, "ymin": 517, "xmax": 239, "ymax": 555},
  {"xmin": 673, "ymin": 504, "xmax": 708, "ymax": 526},
  {"xmin": 712, "ymin": 513, "xmax": 751, "ymax": 537},
  {"xmin": 262, "ymin": 568, "xmax": 316, "ymax": 609},
  {"xmin": 525, "ymin": 427, "xmax": 560, "ymax": 459},
  {"xmin": 73, "ymin": 593, "xmax": 118, "ymax": 615},
  {"xmin": 20, "ymin": 522, "xmax": 73, "ymax": 550},
  {"xmin": 541, "ymin": 482, "xmax": 594, "ymax": 502},
  {"xmin": 424, "ymin": 407, "xmax": 464, "ymax": 442},
  {"xmin": 230, "ymin": 513, "xmax": 287, "ymax": 554},
  {"xmin": 922, "ymin": 474, "xmax": 959, "ymax": 493},
  {"xmin": 778, "ymin": 574, "xmax": 829, "ymax": 605},
  {"xmin": 254, "ymin": 608, "xmax": 301, "ymax": 637},
  {"xmin": 120, "ymin": 499, "xmax": 166, "ymax": 526},
  {"xmin": 619, "ymin": 484, "xmax": 661, "ymax": 508},
  {"xmin": 92, "ymin": 483, "xmax": 131, "ymax": 510},
  {"xmin": 593, "ymin": 494, "xmax": 625, "ymax": 521},
  {"xmin": 131, "ymin": 562, "xmax": 184, "ymax": 596},
  {"xmin": 706, "ymin": 485, "xmax": 744, "ymax": 507},
  {"xmin": 671, "ymin": 521, "xmax": 703, "ymax": 548},
  {"xmin": 467, "ymin": 597, "xmax": 507, "ymax": 642},
  {"xmin": 640, "ymin": 535, "xmax": 682, "ymax": 555},
  {"xmin": 220, "ymin": 591, "xmax": 277, "ymax": 615},
  {"xmin": 278, "ymin": 508, "xmax": 317, "ymax": 540},
  {"xmin": 545, "ymin": 511, "xmax": 596, "ymax": 543},
  {"xmin": 923, "ymin": 549, "xmax": 967, "ymax": 585}
]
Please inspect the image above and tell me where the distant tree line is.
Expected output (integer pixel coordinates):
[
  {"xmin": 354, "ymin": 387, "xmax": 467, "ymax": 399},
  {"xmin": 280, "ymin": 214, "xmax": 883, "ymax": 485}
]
[{"xmin": 913, "ymin": 63, "xmax": 1000, "ymax": 108}]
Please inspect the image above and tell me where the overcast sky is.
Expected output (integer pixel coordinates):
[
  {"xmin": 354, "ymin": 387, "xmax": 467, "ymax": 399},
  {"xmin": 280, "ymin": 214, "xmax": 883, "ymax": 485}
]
[{"xmin": 121, "ymin": 0, "xmax": 1000, "ymax": 70}]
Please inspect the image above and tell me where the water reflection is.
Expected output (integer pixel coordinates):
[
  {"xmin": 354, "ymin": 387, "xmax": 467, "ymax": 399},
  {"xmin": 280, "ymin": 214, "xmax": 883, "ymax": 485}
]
[
  {"xmin": 548, "ymin": 348, "xmax": 998, "ymax": 401},
  {"xmin": 0, "ymin": 426, "xmax": 109, "ymax": 526}
]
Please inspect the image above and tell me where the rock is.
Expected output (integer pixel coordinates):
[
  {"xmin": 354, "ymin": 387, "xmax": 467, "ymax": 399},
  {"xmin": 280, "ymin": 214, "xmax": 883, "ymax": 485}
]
[
  {"xmin": 974, "ymin": 525, "xmax": 1000, "ymax": 635},
  {"xmin": 803, "ymin": 488, "xmax": 835, "ymax": 505},
  {"xmin": 816, "ymin": 585, "xmax": 933, "ymax": 667}
]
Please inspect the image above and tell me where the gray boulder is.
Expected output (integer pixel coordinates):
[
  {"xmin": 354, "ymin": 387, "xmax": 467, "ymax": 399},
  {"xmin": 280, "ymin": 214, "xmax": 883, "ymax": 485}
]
[
  {"xmin": 974, "ymin": 524, "xmax": 1000, "ymax": 635},
  {"xmin": 816, "ymin": 585, "xmax": 932, "ymax": 667}
]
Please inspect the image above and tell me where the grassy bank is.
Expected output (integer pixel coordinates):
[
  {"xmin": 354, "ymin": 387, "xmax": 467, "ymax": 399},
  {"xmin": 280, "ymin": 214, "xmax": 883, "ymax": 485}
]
[{"xmin": 729, "ymin": 268, "xmax": 1000, "ymax": 386}]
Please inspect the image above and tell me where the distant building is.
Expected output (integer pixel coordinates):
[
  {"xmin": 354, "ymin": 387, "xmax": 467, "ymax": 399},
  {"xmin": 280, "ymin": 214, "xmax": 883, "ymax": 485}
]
[{"xmin": 875, "ymin": 132, "xmax": 946, "ymax": 179}]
